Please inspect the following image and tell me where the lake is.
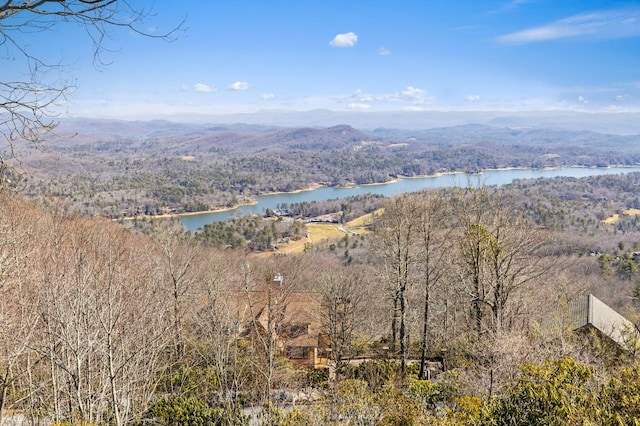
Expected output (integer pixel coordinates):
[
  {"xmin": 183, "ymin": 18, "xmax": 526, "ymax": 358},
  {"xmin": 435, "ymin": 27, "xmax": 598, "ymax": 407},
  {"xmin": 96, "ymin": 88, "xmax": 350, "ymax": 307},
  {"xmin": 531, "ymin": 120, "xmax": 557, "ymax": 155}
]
[{"xmin": 179, "ymin": 167, "xmax": 640, "ymax": 231}]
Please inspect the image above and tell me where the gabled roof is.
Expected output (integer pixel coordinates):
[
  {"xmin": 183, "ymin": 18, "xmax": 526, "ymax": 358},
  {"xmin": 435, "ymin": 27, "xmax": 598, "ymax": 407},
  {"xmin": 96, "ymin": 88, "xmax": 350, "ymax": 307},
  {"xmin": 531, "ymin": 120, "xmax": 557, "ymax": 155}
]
[
  {"xmin": 224, "ymin": 285, "xmax": 323, "ymax": 342},
  {"xmin": 240, "ymin": 288, "xmax": 321, "ymax": 327}
]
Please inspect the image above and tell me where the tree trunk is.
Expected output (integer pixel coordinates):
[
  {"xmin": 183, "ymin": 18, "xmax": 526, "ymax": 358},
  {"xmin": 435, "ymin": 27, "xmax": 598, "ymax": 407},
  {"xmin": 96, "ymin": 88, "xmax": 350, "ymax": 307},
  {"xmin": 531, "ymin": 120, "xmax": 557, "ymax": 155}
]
[
  {"xmin": 419, "ymin": 289, "xmax": 430, "ymax": 380},
  {"xmin": 391, "ymin": 294, "xmax": 399, "ymax": 353},
  {"xmin": 474, "ymin": 274, "xmax": 483, "ymax": 337},
  {"xmin": 399, "ymin": 283, "xmax": 407, "ymax": 376},
  {"xmin": 0, "ymin": 370, "xmax": 8, "ymax": 426}
]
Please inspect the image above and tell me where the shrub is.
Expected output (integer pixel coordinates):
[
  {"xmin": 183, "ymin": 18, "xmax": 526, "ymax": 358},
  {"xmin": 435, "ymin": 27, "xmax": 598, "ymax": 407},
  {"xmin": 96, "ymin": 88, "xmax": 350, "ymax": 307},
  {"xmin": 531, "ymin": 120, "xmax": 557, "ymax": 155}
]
[{"xmin": 145, "ymin": 395, "xmax": 247, "ymax": 426}]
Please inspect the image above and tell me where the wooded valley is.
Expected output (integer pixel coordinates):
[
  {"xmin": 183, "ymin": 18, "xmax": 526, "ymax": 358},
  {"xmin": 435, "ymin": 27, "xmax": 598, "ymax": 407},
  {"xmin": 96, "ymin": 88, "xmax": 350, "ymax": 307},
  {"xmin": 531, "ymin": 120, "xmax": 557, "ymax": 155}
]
[
  {"xmin": 2, "ymin": 164, "xmax": 640, "ymax": 425},
  {"xmin": 4, "ymin": 0, "xmax": 640, "ymax": 424},
  {"xmin": 10, "ymin": 119, "xmax": 640, "ymax": 218}
]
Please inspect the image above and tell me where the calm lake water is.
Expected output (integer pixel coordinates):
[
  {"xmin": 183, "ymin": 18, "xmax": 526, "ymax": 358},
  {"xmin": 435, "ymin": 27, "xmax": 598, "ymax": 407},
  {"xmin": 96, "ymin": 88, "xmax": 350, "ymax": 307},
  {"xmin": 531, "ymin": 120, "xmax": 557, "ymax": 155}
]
[{"xmin": 179, "ymin": 167, "xmax": 640, "ymax": 231}]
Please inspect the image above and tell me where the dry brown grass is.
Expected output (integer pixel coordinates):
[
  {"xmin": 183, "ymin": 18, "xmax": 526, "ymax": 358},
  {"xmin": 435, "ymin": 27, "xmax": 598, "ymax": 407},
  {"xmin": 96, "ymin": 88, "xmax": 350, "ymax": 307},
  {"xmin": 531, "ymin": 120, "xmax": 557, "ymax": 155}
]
[
  {"xmin": 259, "ymin": 210, "xmax": 380, "ymax": 255},
  {"xmin": 603, "ymin": 214, "xmax": 620, "ymax": 224},
  {"xmin": 603, "ymin": 208, "xmax": 640, "ymax": 224}
]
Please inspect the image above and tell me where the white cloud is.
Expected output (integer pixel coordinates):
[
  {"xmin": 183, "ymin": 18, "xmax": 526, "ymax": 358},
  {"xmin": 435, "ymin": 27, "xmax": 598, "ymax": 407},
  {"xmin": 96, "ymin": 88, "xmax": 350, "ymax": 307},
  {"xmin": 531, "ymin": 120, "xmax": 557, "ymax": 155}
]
[
  {"xmin": 616, "ymin": 94, "xmax": 630, "ymax": 101},
  {"xmin": 329, "ymin": 32, "xmax": 358, "ymax": 48},
  {"xmin": 395, "ymin": 86, "xmax": 434, "ymax": 104},
  {"xmin": 400, "ymin": 86, "xmax": 425, "ymax": 100},
  {"xmin": 327, "ymin": 86, "xmax": 438, "ymax": 112},
  {"xmin": 378, "ymin": 47, "xmax": 391, "ymax": 55},
  {"xmin": 351, "ymin": 89, "xmax": 373, "ymax": 102},
  {"xmin": 193, "ymin": 83, "xmax": 216, "ymax": 93},
  {"xmin": 229, "ymin": 81, "xmax": 250, "ymax": 91},
  {"xmin": 335, "ymin": 86, "xmax": 434, "ymax": 107},
  {"xmin": 260, "ymin": 93, "xmax": 275, "ymax": 100},
  {"xmin": 466, "ymin": 95, "xmax": 481, "ymax": 102},
  {"xmin": 347, "ymin": 103, "xmax": 370, "ymax": 110},
  {"xmin": 498, "ymin": 8, "xmax": 640, "ymax": 44},
  {"xmin": 499, "ymin": 25, "xmax": 583, "ymax": 43},
  {"xmin": 332, "ymin": 89, "xmax": 371, "ymax": 104},
  {"xmin": 578, "ymin": 95, "xmax": 589, "ymax": 104}
]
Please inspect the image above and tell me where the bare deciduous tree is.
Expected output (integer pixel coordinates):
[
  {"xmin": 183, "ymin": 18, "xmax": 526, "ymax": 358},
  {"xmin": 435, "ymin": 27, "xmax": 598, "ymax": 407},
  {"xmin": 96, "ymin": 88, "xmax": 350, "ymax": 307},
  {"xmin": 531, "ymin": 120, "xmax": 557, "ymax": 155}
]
[
  {"xmin": 187, "ymin": 250, "xmax": 249, "ymax": 410},
  {"xmin": 414, "ymin": 191, "xmax": 449, "ymax": 380},
  {"xmin": 0, "ymin": 0, "xmax": 182, "ymax": 167},
  {"xmin": 151, "ymin": 223, "xmax": 200, "ymax": 360},
  {"xmin": 316, "ymin": 265, "xmax": 368, "ymax": 373},
  {"xmin": 451, "ymin": 184, "xmax": 493, "ymax": 337},
  {"xmin": 374, "ymin": 194, "xmax": 423, "ymax": 376},
  {"xmin": 31, "ymin": 217, "xmax": 171, "ymax": 425},
  {"xmin": 452, "ymin": 185, "xmax": 552, "ymax": 336},
  {"xmin": 0, "ymin": 194, "xmax": 43, "ymax": 425}
]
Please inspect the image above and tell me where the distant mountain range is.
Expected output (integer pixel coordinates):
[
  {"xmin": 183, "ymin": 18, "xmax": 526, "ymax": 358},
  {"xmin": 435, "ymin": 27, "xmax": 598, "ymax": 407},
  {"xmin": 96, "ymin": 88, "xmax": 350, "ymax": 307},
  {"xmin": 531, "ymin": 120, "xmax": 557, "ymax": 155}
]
[{"xmin": 81, "ymin": 109, "xmax": 640, "ymax": 136}]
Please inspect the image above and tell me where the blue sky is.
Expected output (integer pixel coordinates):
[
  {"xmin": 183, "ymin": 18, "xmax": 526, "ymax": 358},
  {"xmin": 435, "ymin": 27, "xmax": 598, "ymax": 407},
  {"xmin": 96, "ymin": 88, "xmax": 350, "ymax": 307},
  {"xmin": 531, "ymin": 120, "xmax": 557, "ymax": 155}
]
[{"xmin": 6, "ymin": 0, "xmax": 640, "ymax": 119}]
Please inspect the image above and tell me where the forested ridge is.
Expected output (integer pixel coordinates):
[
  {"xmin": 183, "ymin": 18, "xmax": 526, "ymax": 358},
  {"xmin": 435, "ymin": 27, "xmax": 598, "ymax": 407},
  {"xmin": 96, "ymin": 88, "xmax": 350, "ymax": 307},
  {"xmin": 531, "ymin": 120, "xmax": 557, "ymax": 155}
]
[
  {"xmin": 10, "ymin": 118, "xmax": 640, "ymax": 218},
  {"xmin": 3, "ymin": 167, "xmax": 640, "ymax": 425}
]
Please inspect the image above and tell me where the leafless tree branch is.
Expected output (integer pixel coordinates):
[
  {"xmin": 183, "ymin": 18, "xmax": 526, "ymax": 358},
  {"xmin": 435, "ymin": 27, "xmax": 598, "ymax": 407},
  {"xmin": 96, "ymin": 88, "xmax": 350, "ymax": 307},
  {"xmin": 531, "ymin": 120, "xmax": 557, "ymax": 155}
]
[{"xmin": 0, "ymin": 0, "xmax": 185, "ymax": 176}]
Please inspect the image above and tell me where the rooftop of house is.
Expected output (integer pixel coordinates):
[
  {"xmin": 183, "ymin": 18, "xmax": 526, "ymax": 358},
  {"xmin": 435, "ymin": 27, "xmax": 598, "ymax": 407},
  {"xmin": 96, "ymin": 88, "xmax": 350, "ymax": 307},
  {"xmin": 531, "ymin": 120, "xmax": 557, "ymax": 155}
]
[{"xmin": 567, "ymin": 293, "xmax": 638, "ymax": 349}]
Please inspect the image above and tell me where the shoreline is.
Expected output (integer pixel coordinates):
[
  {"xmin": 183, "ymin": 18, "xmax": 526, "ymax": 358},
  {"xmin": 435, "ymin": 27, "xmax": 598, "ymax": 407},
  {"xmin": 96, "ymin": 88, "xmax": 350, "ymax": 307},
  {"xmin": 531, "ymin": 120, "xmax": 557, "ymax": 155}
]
[
  {"xmin": 121, "ymin": 183, "xmax": 325, "ymax": 222},
  {"xmin": 119, "ymin": 164, "xmax": 639, "ymax": 222},
  {"xmin": 120, "ymin": 200, "xmax": 259, "ymax": 221},
  {"xmin": 259, "ymin": 182, "xmax": 325, "ymax": 196}
]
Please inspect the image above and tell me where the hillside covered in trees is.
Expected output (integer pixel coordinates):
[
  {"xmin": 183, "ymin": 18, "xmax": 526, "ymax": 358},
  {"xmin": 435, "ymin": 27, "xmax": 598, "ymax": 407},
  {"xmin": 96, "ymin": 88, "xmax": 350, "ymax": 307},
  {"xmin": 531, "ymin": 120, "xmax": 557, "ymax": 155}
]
[
  {"xmin": 3, "ymin": 166, "xmax": 640, "ymax": 425},
  {"xmin": 3, "ymin": 0, "xmax": 640, "ymax": 423},
  {"xmin": 9, "ymin": 119, "xmax": 640, "ymax": 218}
]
